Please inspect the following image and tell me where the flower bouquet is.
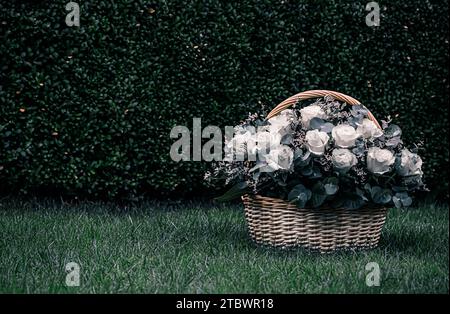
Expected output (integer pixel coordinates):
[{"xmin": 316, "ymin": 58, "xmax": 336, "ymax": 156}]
[{"xmin": 206, "ymin": 90, "xmax": 425, "ymax": 252}]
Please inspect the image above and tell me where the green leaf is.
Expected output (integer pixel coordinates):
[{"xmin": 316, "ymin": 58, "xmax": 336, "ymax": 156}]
[
  {"xmin": 310, "ymin": 182, "xmax": 328, "ymax": 207},
  {"xmin": 323, "ymin": 177, "xmax": 339, "ymax": 195},
  {"xmin": 312, "ymin": 181, "xmax": 326, "ymax": 195},
  {"xmin": 355, "ymin": 188, "xmax": 368, "ymax": 201},
  {"xmin": 311, "ymin": 192, "xmax": 327, "ymax": 208},
  {"xmin": 341, "ymin": 193, "xmax": 366, "ymax": 210},
  {"xmin": 310, "ymin": 117, "xmax": 325, "ymax": 130},
  {"xmin": 384, "ymin": 124, "xmax": 402, "ymax": 138},
  {"xmin": 288, "ymin": 184, "xmax": 312, "ymax": 207},
  {"xmin": 392, "ymin": 196, "xmax": 402, "ymax": 208},
  {"xmin": 320, "ymin": 122, "xmax": 335, "ymax": 133},
  {"xmin": 393, "ymin": 192, "xmax": 413, "ymax": 208},
  {"xmin": 370, "ymin": 186, "xmax": 392, "ymax": 204},
  {"xmin": 280, "ymin": 134, "xmax": 293, "ymax": 145},
  {"xmin": 215, "ymin": 182, "xmax": 248, "ymax": 202},
  {"xmin": 300, "ymin": 166, "xmax": 313, "ymax": 176}
]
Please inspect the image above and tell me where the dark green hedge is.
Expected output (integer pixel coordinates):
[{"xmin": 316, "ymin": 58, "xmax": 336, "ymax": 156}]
[{"xmin": 0, "ymin": 0, "xmax": 448, "ymax": 200}]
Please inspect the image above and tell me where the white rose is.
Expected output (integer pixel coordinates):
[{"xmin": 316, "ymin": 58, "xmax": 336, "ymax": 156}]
[
  {"xmin": 254, "ymin": 130, "xmax": 282, "ymax": 156},
  {"xmin": 356, "ymin": 118, "xmax": 383, "ymax": 139},
  {"xmin": 234, "ymin": 124, "xmax": 256, "ymax": 135},
  {"xmin": 275, "ymin": 109, "xmax": 297, "ymax": 124},
  {"xmin": 266, "ymin": 109, "xmax": 297, "ymax": 136},
  {"xmin": 332, "ymin": 149, "xmax": 358, "ymax": 173},
  {"xmin": 332, "ymin": 124, "xmax": 359, "ymax": 148},
  {"xmin": 367, "ymin": 147, "xmax": 396, "ymax": 174},
  {"xmin": 305, "ymin": 129, "xmax": 329, "ymax": 156},
  {"xmin": 225, "ymin": 131, "xmax": 256, "ymax": 161},
  {"xmin": 396, "ymin": 149, "xmax": 423, "ymax": 176},
  {"xmin": 260, "ymin": 145, "xmax": 294, "ymax": 172},
  {"xmin": 300, "ymin": 105, "xmax": 327, "ymax": 128}
]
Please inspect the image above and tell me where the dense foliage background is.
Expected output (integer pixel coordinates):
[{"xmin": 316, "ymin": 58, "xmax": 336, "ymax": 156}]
[{"xmin": 0, "ymin": 0, "xmax": 448, "ymax": 200}]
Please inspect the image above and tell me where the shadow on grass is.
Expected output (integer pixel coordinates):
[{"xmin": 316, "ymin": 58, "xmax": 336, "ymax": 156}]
[
  {"xmin": 3, "ymin": 197, "xmax": 447, "ymax": 258},
  {"xmin": 211, "ymin": 221, "xmax": 445, "ymax": 258},
  {"xmin": 378, "ymin": 228, "xmax": 438, "ymax": 254}
]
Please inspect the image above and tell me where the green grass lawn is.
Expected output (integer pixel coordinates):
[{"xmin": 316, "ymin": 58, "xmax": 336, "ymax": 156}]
[{"xmin": 0, "ymin": 199, "xmax": 448, "ymax": 294}]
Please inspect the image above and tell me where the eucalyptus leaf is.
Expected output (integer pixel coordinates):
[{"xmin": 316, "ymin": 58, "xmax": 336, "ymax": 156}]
[
  {"xmin": 288, "ymin": 184, "xmax": 312, "ymax": 208},
  {"xmin": 280, "ymin": 133, "xmax": 293, "ymax": 145},
  {"xmin": 302, "ymin": 151, "xmax": 311, "ymax": 161},
  {"xmin": 384, "ymin": 124, "xmax": 402, "ymax": 138},
  {"xmin": 323, "ymin": 177, "xmax": 339, "ymax": 195},
  {"xmin": 392, "ymin": 196, "xmax": 402, "ymax": 208},
  {"xmin": 370, "ymin": 186, "xmax": 392, "ymax": 204},
  {"xmin": 355, "ymin": 187, "xmax": 368, "ymax": 201},
  {"xmin": 402, "ymin": 175, "xmax": 423, "ymax": 188},
  {"xmin": 352, "ymin": 145, "xmax": 365, "ymax": 156},
  {"xmin": 324, "ymin": 184, "xmax": 338, "ymax": 195},
  {"xmin": 275, "ymin": 172, "xmax": 288, "ymax": 186},
  {"xmin": 300, "ymin": 166, "xmax": 313, "ymax": 176},
  {"xmin": 294, "ymin": 148, "xmax": 304, "ymax": 159},
  {"xmin": 348, "ymin": 116, "xmax": 363, "ymax": 128},
  {"xmin": 311, "ymin": 192, "xmax": 327, "ymax": 208},
  {"xmin": 310, "ymin": 117, "xmax": 325, "ymax": 130},
  {"xmin": 392, "ymin": 185, "xmax": 408, "ymax": 192},
  {"xmin": 402, "ymin": 196, "xmax": 413, "ymax": 207},
  {"xmin": 310, "ymin": 167, "xmax": 322, "ymax": 179},
  {"xmin": 311, "ymin": 181, "xmax": 328, "ymax": 207},
  {"xmin": 249, "ymin": 161, "xmax": 266, "ymax": 172},
  {"xmin": 341, "ymin": 193, "xmax": 366, "ymax": 209},
  {"xmin": 294, "ymin": 149, "xmax": 311, "ymax": 167},
  {"xmin": 215, "ymin": 182, "xmax": 248, "ymax": 202},
  {"xmin": 392, "ymin": 192, "xmax": 413, "ymax": 208},
  {"xmin": 320, "ymin": 122, "xmax": 335, "ymax": 133},
  {"xmin": 350, "ymin": 105, "xmax": 369, "ymax": 117},
  {"xmin": 312, "ymin": 181, "xmax": 326, "ymax": 194},
  {"xmin": 254, "ymin": 119, "xmax": 266, "ymax": 127},
  {"xmin": 385, "ymin": 136, "xmax": 402, "ymax": 147}
]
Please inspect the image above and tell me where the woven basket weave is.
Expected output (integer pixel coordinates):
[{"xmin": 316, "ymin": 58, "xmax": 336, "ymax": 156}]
[{"xmin": 242, "ymin": 90, "xmax": 388, "ymax": 252}]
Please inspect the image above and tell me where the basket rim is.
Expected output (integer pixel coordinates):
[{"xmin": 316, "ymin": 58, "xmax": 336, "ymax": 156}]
[
  {"xmin": 266, "ymin": 89, "xmax": 381, "ymax": 129},
  {"xmin": 242, "ymin": 194, "xmax": 388, "ymax": 212}
]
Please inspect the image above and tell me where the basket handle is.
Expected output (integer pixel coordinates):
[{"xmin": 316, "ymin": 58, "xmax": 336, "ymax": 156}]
[{"xmin": 266, "ymin": 90, "xmax": 381, "ymax": 129}]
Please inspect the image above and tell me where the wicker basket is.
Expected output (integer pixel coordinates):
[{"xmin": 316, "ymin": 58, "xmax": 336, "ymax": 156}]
[{"xmin": 242, "ymin": 90, "xmax": 388, "ymax": 252}]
